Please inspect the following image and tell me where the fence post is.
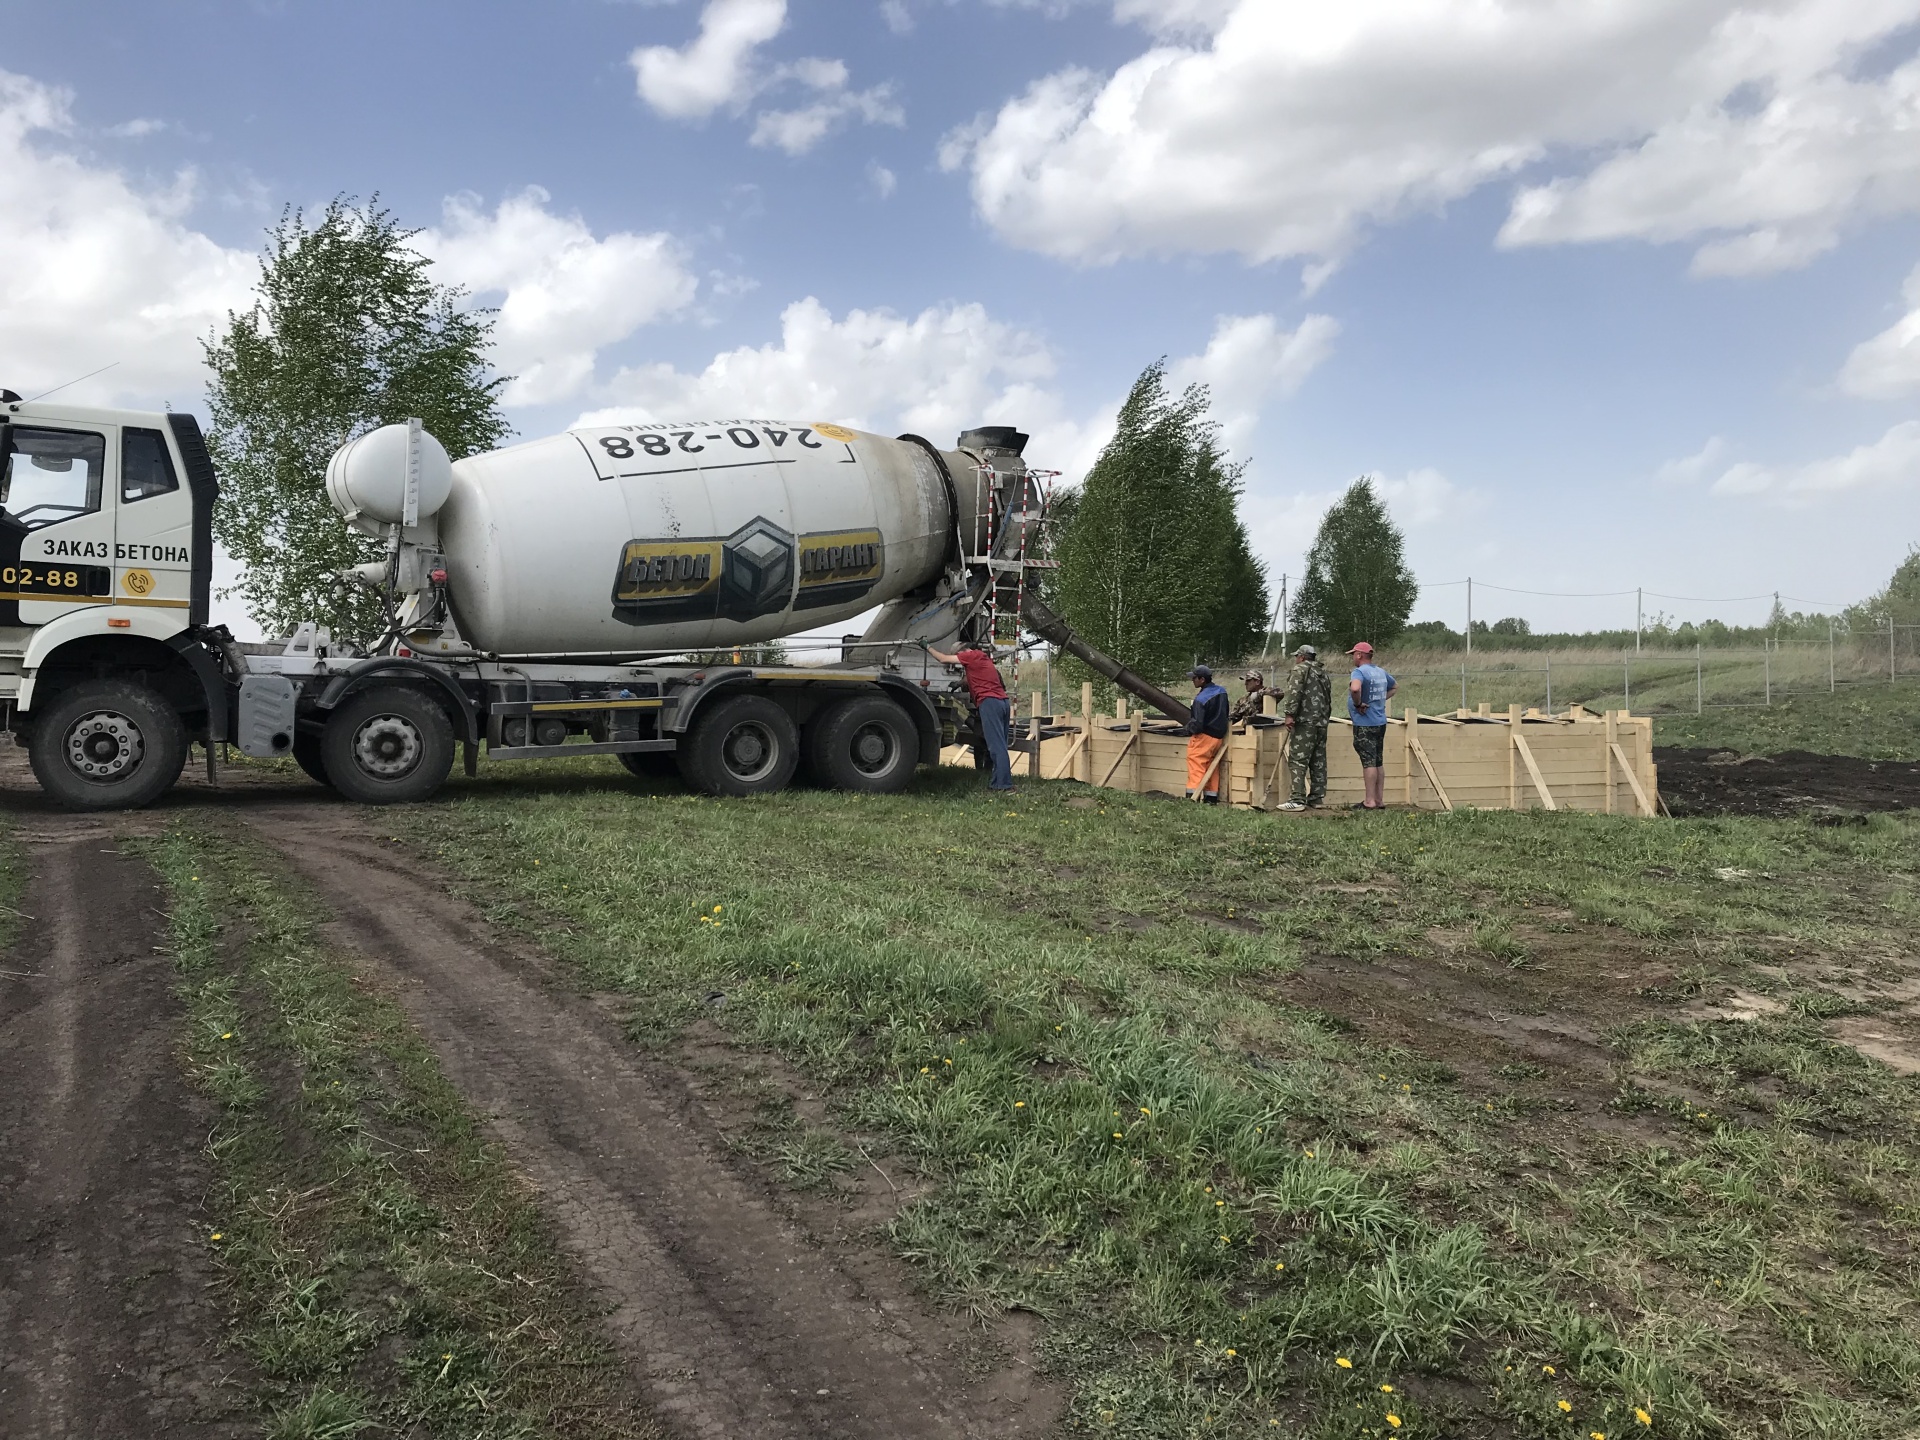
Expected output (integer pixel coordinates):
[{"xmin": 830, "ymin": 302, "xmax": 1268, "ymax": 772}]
[
  {"xmin": 1696, "ymin": 643, "xmax": 1703, "ymax": 715},
  {"xmin": 1893, "ymin": 622, "xmax": 1899, "ymax": 684},
  {"xmin": 1460, "ymin": 662, "xmax": 1467, "ymax": 711},
  {"xmin": 1764, "ymin": 648, "xmax": 1771, "ymax": 706},
  {"xmin": 1623, "ymin": 653, "xmax": 1631, "ymax": 711},
  {"xmin": 1545, "ymin": 653, "xmax": 1552, "ymax": 711},
  {"xmin": 1829, "ymin": 619, "xmax": 1835, "ymax": 693}
]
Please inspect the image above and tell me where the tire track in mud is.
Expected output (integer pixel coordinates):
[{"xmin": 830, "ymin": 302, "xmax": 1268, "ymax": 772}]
[
  {"xmin": 242, "ymin": 804, "xmax": 1058, "ymax": 1440},
  {"xmin": 0, "ymin": 827, "xmax": 250, "ymax": 1439}
]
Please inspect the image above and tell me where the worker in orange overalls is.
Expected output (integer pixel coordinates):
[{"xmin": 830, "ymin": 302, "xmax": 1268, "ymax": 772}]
[{"xmin": 1181, "ymin": 665, "xmax": 1231, "ymax": 805}]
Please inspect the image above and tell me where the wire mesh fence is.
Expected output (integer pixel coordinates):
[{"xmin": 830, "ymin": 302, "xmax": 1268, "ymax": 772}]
[{"xmin": 1378, "ymin": 624, "xmax": 1920, "ymax": 717}]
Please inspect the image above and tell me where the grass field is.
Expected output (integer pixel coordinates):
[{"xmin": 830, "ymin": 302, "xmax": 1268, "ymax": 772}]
[{"xmin": 390, "ymin": 757, "xmax": 1920, "ymax": 1439}]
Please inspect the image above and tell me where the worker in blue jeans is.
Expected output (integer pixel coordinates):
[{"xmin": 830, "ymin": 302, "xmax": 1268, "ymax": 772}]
[{"xmin": 928, "ymin": 641, "xmax": 1016, "ymax": 792}]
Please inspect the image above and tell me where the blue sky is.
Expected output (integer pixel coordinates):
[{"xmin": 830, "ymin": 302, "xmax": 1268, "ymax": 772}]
[{"xmin": 3, "ymin": 0, "xmax": 1918, "ymax": 639}]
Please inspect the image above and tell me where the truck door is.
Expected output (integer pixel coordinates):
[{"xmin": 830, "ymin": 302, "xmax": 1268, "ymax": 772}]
[
  {"xmin": 0, "ymin": 423, "xmax": 115, "ymax": 626},
  {"xmin": 111, "ymin": 425, "xmax": 194, "ymax": 618}
]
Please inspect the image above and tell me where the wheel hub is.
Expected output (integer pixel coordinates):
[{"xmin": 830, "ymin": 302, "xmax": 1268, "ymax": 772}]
[
  {"xmin": 353, "ymin": 714, "xmax": 423, "ymax": 778},
  {"xmin": 65, "ymin": 711, "xmax": 144, "ymax": 781},
  {"xmin": 721, "ymin": 721, "xmax": 776, "ymax": 781},
  {"xmin": 850, "ymin": 722, "xmax": 896, "ymax": 773}
]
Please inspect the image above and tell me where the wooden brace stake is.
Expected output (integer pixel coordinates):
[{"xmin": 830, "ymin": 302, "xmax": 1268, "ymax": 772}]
[
  {"xmin": 1190, "ymin": 741, "xmax": 1228, "ymax": 800},
  {"xmin": 1511, "ymin": 731, "xmax": 1558, "ymax": 811},
  {"xmin": 1096, "ymin": 728, "xmax": 1140, "ymax": 788},
  {"xmin": 1407, "ymin": 732, "xmax": 1454, "ymax": 811},
  {"xmin": 1047, "ymin": 729, "xmax": 1088, "ymax": 781},
  {"xmin": 1609, "ymin": 741, "xmax": 1654, "ymax": 817}
]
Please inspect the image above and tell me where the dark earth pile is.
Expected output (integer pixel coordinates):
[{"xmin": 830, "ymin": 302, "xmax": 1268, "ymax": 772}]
[{"xmin": 1655, "ymin": 747, "xmax": 1920, "ymax": 818}]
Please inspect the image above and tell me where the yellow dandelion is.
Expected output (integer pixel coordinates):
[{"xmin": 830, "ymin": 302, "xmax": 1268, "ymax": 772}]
[
  {"xmin": 1558, "ymin": 1400, "xmax": 1573, "ymax": 1413},
  {"xmin": 1387, "ymin": 1417, "xmax": 1401, "ymax": 1430},
  {"xmin": 1139, "ymin": 1107, "xmax": 1151, "ymax": 1115},
  {"xmin": 1544, "ymin": 1365, "xmax": 1556, "ymax": 1375},
  {"xmin": 533, "ymin": 860, "xmax": 540, "ymax": 866},
  {"xmin": 1274, "ymin": 1263, "xmax": 1285, "ymax": 1271},
  {"xmin": 220, "ymin": 1032, "xmax": 232, "ymax": 1040},
  {"xmin": 1217, "ymin": 1200, "xmax": 1226, "ymax": 1207},
  {"xmin": 1593, "ymin": 1433, "xmax": 1607, "ymax": 1439},
  {"xmin": 1014, "ymin": 1101, "xmax": 1026, "ymax": 1108},
  {"xmin": 1635, "ymin": 1410, "xmax": 1652, "ymax": 1427},
  {"xmin": 1380, "ymin": 1385, "xmax": 1393, "ymax": 1393},
  {"xmin": 1113, "ymin": 1132, "xmax": 1123, "ymax": 1139},
  {"xmin": 1226, "ymin": 1349, "xmax": 1237, "ymax": 1358},
  {"xmin": 1304, "ymin": 1149, "xmax": 1316, "ymax": 1157},
  {"xmin": 1219, "ymin": 1235, "xmax": 1230, "ymax": 1243},
  {"xmin": 919, "ymin": 1067, "xmax": 929, "ymax": 1074},
  {"xmin": 1335, "ymin": 1357, "xmax": 1353, "ymax": 1369},
  {"xmin": 209, "ymin": 1232, "xmax": 223, "ymax": 1240}
]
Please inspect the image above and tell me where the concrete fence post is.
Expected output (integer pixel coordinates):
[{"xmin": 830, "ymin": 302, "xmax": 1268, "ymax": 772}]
[
  {"xmin": 1829, "ymin": 619, "xmax": 1835, "ymax": 693},
  {"xmin": 1696, "ymin": 643, "xmax": 1703, "ymax": 715}
]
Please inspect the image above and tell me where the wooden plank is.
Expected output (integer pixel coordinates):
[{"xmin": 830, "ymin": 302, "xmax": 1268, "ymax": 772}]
[
  {"xmin": 1508, "ymin": 704, "xmax": 1521, "ymax": 809},
  {"xmin": 1192, "ymin": 739, "xmax": 1229, "ymax": 800},
  {"xmin": 1511, "ymin": 731, "xmax": 1558, "ymax": 811},
  {"xmin": 1610, "ymin": 742, "xmax": 1654, "ymax": 816}
]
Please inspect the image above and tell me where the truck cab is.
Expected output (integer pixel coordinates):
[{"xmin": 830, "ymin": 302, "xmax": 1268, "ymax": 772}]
[{"xmin": 0, "ymin": 392, "xmax": 222, "ymax": 805}]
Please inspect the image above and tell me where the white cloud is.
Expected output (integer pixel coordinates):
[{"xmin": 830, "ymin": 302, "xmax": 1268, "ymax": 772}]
[
  {"xmin": 880, "ymin": 0, "xmax": 914, "ymax": 35},
  {"xmin": 1709, "ymin": 421, "xmax": 1920, "ymax": 501},
  {"xmin": 1375, "ymin": 467, "xmax": 1471, "ymax": 527},
  {"xmin": 947, "ymin": 0, "xmax": 1920, "ymax": 275},
  {"xmin": 579, "ymin": 298, "xmax": 1334, "ymax": 491},
  {"xmin": 0, "ymin": 70, "xmax": 254, "ymax": 407},
  {"xmin": 420, "ymin": 188, "xmax": 698, "ymax": 406},
  {"xmin": 868, "ymin": 161, "xmax": 898, "ymax": 198},
  {"xmin": 631, "ymin": 0, "xmax": 900, "ymax": 154},
  {"xmin": 1839, "ymin": 262, "xmax": 1920, "ymax": 398},
  {"xmin": 1654, "ymin": 435, "xmax": 1731, "ymax": 485},
  {"xmin": 1167, "ymin": 313, "xmax": 1338, "ymax": 457},
  {"xmin": 751, "ymin": 85, "xmax": 903, "ymax": 155},
  {"xmin": 630, "ymin": 0, "xmax": 786, "ymax": 119}
]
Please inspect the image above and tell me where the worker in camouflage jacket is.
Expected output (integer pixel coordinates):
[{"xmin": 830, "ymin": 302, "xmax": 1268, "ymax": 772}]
[
  {"xmin": 1229, "ymin": 669, "xmax": 1278, "ymax": 725},
  {"xmin": 1277, "ymin": 645, "xmax": 1332, "ymax": 811}
]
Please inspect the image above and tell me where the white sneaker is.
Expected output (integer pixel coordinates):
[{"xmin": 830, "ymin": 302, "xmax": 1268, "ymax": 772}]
[{"xmin": 1278, "ymin": 800, "xmax": 1307, "ymax": 812}]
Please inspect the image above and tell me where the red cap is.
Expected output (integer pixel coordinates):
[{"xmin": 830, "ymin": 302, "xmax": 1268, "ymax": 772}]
[{"xmin": 1347, "ymin": 641, "xmax": 1373, "ymax": 656}]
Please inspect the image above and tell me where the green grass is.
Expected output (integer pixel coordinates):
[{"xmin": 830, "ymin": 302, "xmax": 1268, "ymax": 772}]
[
  {"xmin": 395, "ymin": 758, "xmax": 1920, "ymax": 1438},
  {"xmin": 141, "ymin": 822, "xmax": 661, "ymax": 1440},
  {"xmin": 1651, "ymin": 686, "xmax": 1920, "ymax": 760}
]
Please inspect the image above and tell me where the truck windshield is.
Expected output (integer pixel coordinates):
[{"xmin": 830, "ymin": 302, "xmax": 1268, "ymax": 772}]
[{"xmin": 1, "ymin": 426, "xmax": 105, "ymax": 529}]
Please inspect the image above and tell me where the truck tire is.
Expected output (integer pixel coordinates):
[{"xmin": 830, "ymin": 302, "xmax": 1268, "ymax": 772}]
[
  {"xmin": 676, "ymin": 693, "xmax": 798, "ymax": 797},
  {"xmin": 29, "ymin": 679, "xmax": 189, "ymax": 811},
  {"xmin": 292, "ymin": 731, "xmax": 333, "ymax": 789},
  {"xmin": 617, "ymin": 751, "xmax": 679, "ymax": 781},
  {"xmin": 805, "ymin": 693, "xmax": 918, "ymax": 794},
  {"xmin": 320, "ymin": 686, "xmax": 455, "ymax": 805}
]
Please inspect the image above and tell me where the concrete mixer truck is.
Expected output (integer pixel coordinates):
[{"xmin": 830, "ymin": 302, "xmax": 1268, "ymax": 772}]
[{"xmin": 0, "ymin": 389, "xmax": 1182, "ymax": 809}]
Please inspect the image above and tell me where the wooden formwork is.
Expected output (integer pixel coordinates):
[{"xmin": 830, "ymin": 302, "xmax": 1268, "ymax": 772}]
[{"xmin": 947, "ymin": 686, "xmax": 1659, "ymax": 816}]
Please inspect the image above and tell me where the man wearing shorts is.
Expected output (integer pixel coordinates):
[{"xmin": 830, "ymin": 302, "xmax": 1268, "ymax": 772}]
[{"xmin": 1346, "ymin": 642, "xmax": 1395, "ymax": 811}]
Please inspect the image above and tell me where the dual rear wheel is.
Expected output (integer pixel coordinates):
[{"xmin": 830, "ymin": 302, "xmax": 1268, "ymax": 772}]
[{"xmin": 672, "ymin": 690, "xmax": 918, "ymax": 797}]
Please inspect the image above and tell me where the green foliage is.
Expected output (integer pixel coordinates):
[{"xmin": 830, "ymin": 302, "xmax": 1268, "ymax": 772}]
[
  {"xmin": 1291, "ymin": 477, "xmax": 1418, "ymax": 649},
  {"xmin": 1051, "ymin": 362, "xmax": 1267, "ymax": 681},
  {"xmin": 204, "ymin": 198, "xmax": 511, "ymax": 642},
  {"xmin": 1849, "ymin": 547, "xmax": 1920, "ymax": 631}
]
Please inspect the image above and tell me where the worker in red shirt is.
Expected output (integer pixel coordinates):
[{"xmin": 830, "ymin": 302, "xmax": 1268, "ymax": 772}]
[{"xmin": 927, "ymin": 640, "xmax": 1015, "ymax": 792}]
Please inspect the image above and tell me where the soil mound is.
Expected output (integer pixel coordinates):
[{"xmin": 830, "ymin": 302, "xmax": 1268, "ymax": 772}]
[{"xmin": 1655, "ymin": 746, "xmax": 1920, "ymax": 818}]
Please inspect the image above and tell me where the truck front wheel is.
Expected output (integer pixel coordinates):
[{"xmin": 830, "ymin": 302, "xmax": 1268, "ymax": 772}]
[
  {"xmin": 806, "ymin": 693, "xmax": 918, "ymax": 794},
  {"xmin": 29, "ymin": 679, "xmax": 189, "ymax": 811},
  {"xmin": 321, "ymin": 686, "xmax": 455, "ymax": 805},
  {"xmin": 677, "ymin": 693, "xmax": 798, "ymax": 797}
]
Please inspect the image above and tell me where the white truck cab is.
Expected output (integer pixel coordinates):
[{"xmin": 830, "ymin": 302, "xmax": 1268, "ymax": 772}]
[{"xmin": 0, "ymin": 390, "xmax": 222, "ymax": 805}]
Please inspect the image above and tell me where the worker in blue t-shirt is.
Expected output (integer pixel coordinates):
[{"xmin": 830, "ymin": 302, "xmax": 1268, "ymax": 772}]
[{"xmin": 1345, "ymin": 641, "xmax": 1396, "ymax": 811}]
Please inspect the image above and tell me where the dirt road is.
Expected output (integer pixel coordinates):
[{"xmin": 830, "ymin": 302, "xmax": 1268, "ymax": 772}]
[
  {"xmin": 238, "ymin": 802, "xmax": 1057, "ymax": 1440},
  {"xmin": 0, "ymin": 819, "xmax": 250, "ymax": 1439}
]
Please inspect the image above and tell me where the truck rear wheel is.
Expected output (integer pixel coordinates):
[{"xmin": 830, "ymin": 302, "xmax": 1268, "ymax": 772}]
[
  {"xmin": 29, "ymin": 679, "xmax": 189, "ymax": 811},
  {"xmin": 321, "ymin": 686, "xmax": 455, "ymax": 805},
  {"xmin": 677, "ymin": 693, "xmax": 798, "ymax": 797},
  {"xmin": 806, "ymin": 693, "xmax": 918, "ymax": 794}
]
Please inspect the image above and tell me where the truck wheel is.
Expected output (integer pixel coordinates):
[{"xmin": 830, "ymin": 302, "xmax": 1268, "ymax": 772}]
[
  {"xmin": 29, "ymin": 679, "xmax": 189, "ymax": 811},
  {"xmin": 292, "ymin": 731, "xmax": 333, "ymax": 789},
  {"xmin": 617, "ymin": 751, "xmax": 679, "ymax": 781},
  {"xmin": 321, "ymin": 686, "xmax": 455, "ymax": 805},
  {"xmin": 806, "ymin": 694, "xmax": 918, "ymax": 794},
  {"xmin": 677, "ymin": 694, "xmax": 798, "ymax": 797}
]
